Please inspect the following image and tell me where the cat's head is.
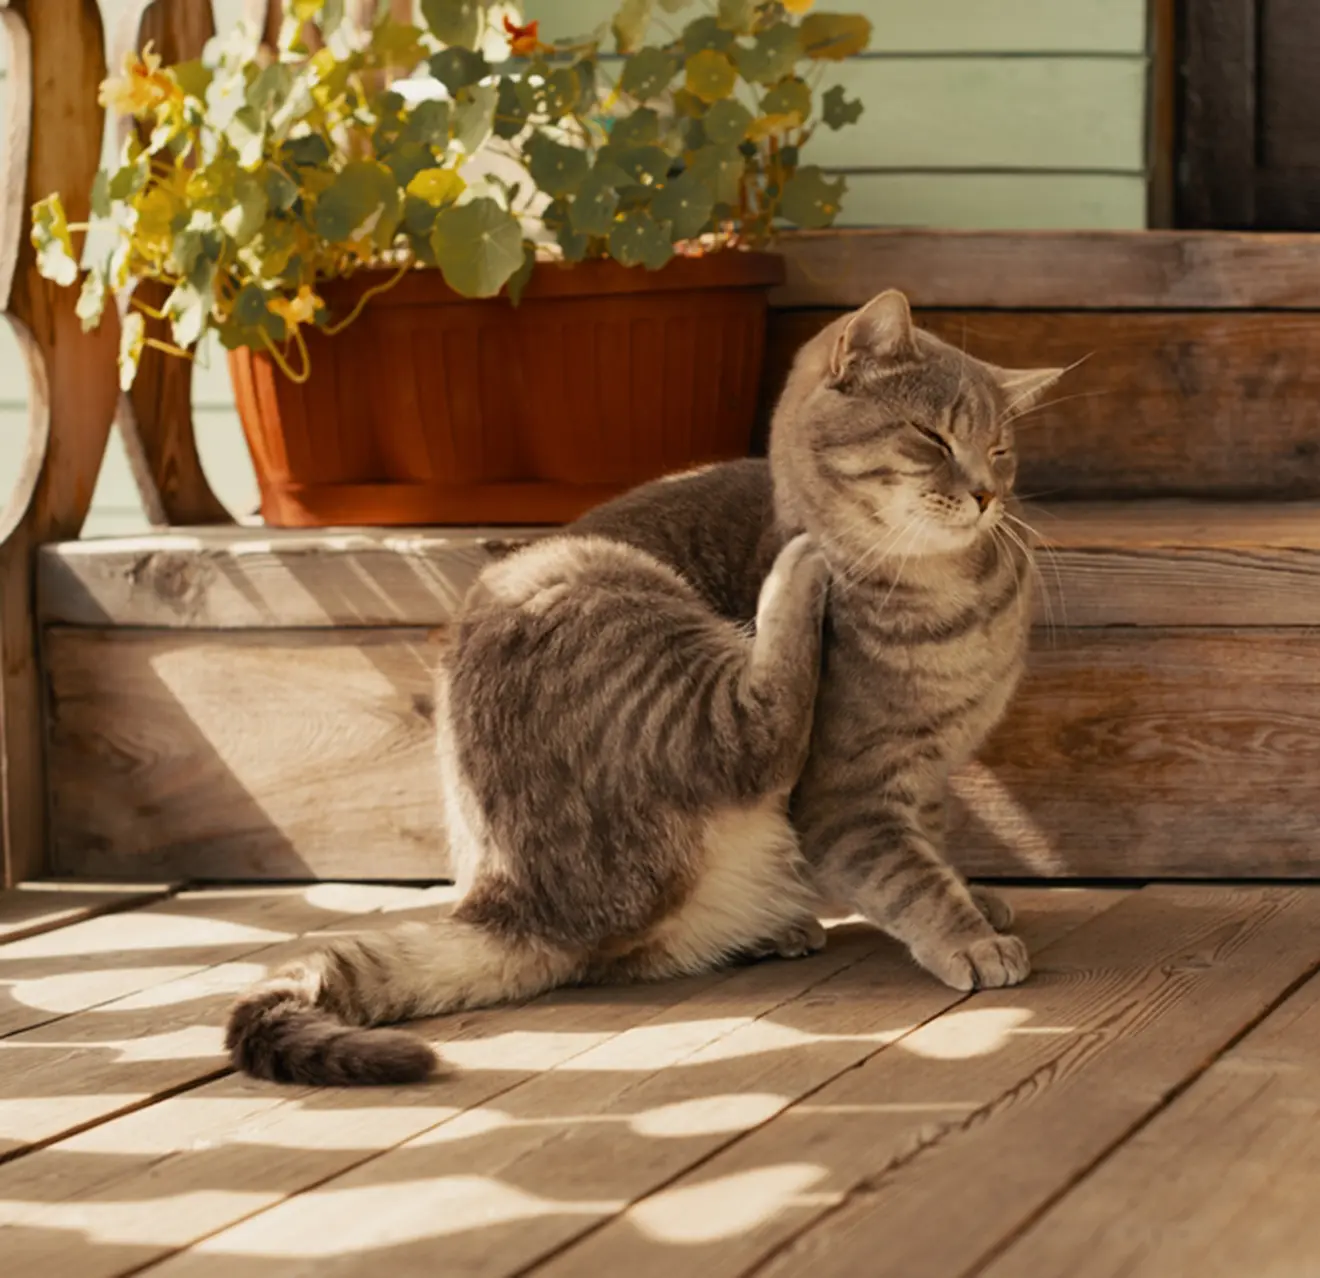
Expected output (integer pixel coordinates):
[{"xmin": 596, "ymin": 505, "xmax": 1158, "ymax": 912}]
[{"xmin": 770, "ymin": 290, "xmax": 1062, "ymax": 560}]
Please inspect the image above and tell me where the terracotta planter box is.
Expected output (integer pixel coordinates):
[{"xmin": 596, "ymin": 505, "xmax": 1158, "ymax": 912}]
[{"xmin": 229, "ymin": 251, "xmax": 785, "ymax": 526}]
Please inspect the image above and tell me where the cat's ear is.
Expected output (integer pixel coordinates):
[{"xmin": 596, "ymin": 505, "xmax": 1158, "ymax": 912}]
[
  {"xmin": 829, "ymin": 289, "xmax": 917, "ymax": 380},
  {"xmin": 993, "ymin": 365, "xmax": 1065, "ymax": 412}
]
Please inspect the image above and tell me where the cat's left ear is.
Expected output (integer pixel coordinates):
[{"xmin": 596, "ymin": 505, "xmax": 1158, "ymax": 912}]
[
  {"xmin": 829, "ymin": 289, "xmax": 917, "ymax": 381},
  {"xmin": 992, "ymin": 366, "xmax": 1065, "ymax": 411}
]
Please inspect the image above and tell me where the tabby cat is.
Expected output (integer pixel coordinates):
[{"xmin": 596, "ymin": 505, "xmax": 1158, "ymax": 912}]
[{"xmin": 226, "ymin": 289, "xmax": 1060, "ymax": 1085}]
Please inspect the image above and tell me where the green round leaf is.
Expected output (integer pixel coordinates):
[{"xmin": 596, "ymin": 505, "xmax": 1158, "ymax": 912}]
[
  {"xmin": 608, "ymin": 211, "xmax": 673, "ymax": 270},
  {"xmin": 407, "ymin": 167, "xmax": 466, "ymax": 207},
  {"xmin": 685, "ymin": 49, "xmax": 737, "ymax": 104},
  {"xmin": 620, "ymin": 47, "xmax": 679, "ymax": 101},
  {"xmin": 383, "ymin": 142, "xmax": 434, "ymax": 188},
  {"xmin": 524, "ymin": 134, "xmax": 591, "ymax": 199},
  {"xmin": 761, "ymin": 77, "xmax": 812, "ymax": 124},
  {"xmin": 688, "ymin": 142, "xmax": 744, "ymax": 205},
  {"xmin": 612, "ymin": 0, "xmax": 654, "ymax": 53},
  {"xmin": 493, "ymin": 78, "xmax": 528, "ymax": 140},
  {"xmin": 779, "ymin": 165, "xmax": 847, "ymax": 228},
  {"xmin": 421, "ymin": 0, "xmax": 481, "ymax": 48},
  {"xmin": 732, "ymin": 24, "xmax": 801, "ymax": 84},
  {"xmin": 313, "ymin": 160, "xmax": 402, "ymax": 247},
  {"xmin": 402, "ymin": 99, "xmax": 451, "ymax": 147},
  {"xmin": 703, "ymin": 99, "xmax": 753, "ymax": 145},
  {"xmin": 506, "ymin": 241, "xmax": 537, "ymax": 306},
  {"xmin": 650, "ymin": 170, "xmax": 715, "ymax": 241},
  {"xmin": 610, "ymin": 107, "xmax": 660, "ymax": 149},
  {"xmin": 429, "ymin": 47, "xmax": 491, "ymax": 95},
  {"xmin": 431, "ymin": 197, "xmax": 525, "ymax": 296},
  {"xmin": 569, "ymin": 167, "xmax": 622, "ymax": 236},
  {"xmin": 542, "ymin": 67, "xmax": 581, "ymax": 120},
  {"xmin": 683, "ymin": 15, "xmax": 735, "ymax": 55},
  {"xmin": 822, "ymin": 84, "xmax": 864, "ymax": 130},
  {"xmin": 453, "ymin": 83, "xmax": 498, "ymax": 155},
  {"xmin": 799, "ymin": 12, "xmax": 873, "ymax": 60}
]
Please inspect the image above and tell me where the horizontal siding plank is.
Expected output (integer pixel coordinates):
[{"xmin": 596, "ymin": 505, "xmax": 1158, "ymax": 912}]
[
  {"xmin": 784, "ymin": 57, "xmax": 1147, "ymax": 172},
  {"xmin": 35, "ymin": 502, "xmax": 1320, "ymax": 631},
  {"xmin": 831, "ymin": 171, "xmax": 1146, "ymax": 229},
  {"xmin": 528, "ymin": 0, "xmax": 1149, "ymax": 54},
  {"xmin": 43, "ymin": 626, "xmax": 1320, "ymax": 882}
]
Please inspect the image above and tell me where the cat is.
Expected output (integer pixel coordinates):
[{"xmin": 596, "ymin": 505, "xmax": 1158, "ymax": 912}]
[{"xmin": 225, "ymin": 288, "xmax": 1060, "ymax": 1086}]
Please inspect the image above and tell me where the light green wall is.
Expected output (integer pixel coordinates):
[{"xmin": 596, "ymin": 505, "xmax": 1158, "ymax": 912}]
[{"xmin": 0, "ymin": 0, "xmax": 1153, "ymax": 537}]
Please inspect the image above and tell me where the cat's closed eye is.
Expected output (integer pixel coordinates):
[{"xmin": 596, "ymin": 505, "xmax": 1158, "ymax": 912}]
[{"xmin": 912, "ymin": 424, "xmax": 952, "ymax": 455}]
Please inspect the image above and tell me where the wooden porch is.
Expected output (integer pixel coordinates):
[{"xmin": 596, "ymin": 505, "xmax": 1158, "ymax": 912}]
[{"xmin": 5, "ymin": 880, "xmax": 1320, "ymax": 1277}]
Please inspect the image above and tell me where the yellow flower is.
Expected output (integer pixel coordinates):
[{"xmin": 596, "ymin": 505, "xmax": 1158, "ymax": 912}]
[
  {"xmin": 270, "ymin": 285, "xmax": 322, "ymax": 327},
  {"xmin": 783, "ymin": 0, "xmax": 814, "ymax": 12},
  {"xmin": 99, "ymin": 43, "xmax": 184, "ymax": 119}
]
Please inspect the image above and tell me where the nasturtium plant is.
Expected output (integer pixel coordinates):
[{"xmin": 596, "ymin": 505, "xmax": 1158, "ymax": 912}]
[{"xmin": 32, "ymin": 0, "xmax": 869, "ymax": 388}]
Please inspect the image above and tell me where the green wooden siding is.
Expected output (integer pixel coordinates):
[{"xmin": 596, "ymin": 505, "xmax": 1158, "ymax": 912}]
[{"xmin": 0, "ymin": 0, "xmax": 1153, "ymax": 536}]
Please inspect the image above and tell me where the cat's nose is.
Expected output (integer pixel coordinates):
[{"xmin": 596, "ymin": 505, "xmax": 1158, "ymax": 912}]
[{"xmin": 970, "ymin": 489, "xmax": 995, "ymax": 512}]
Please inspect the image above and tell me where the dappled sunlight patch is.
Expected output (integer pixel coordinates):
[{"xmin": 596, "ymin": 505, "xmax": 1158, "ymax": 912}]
[
  {"xmin": 630, "ymin": 1163, "xmax": 832, "ymax": 1244},
  {"xmin": 950, "ymin": 762, "xmax": 1065, "ymax": 875},
  {"xmin": 630, "ymin": 1092, "xmax": 787, "ymax": 1138},
  {"xmin": 302, "ymin": 883, "xmax": 431, "ymax": 914},
  {"xmin": 113, "ymin": 962, "xmax": 266, "ymax": 1008},
  {"xmin": 0, "ymin": 1096, "xmax": 143, "ymax": 1149},
  {"xmin": 227, "ymin": 1101, "xmax": 466, "ymax": 1152},
  {"xmin": 440, "ymin": 1030, "xmax": 612, "ymax": 1072},
  {"xmin": 108, "ymin": 1025, "xmax": 224, "ymax": 1064},
  {"xmin": 897, "ymin": 1007, "xmax": 1037, "ymax": 1060},
  {"xmin": 186, "ymin": 1177, "xmax": 623, "ymax": 1256},
  {"xmin": 0, "ymin": 911, "xmax": 291, "ymax": 961},
  {"xmin": 681, "ymin": 1017, "xmax": 912, "ymax": 1064},
  {"xmin": 62, "ymin": 1095, "xmax": 280, "ymax": 1155},
  {"xmin": 0, "ymin": 1190, "xmax": 273, "ymax": 1246},
  {"xmin": 3, "ymin": 966, "xmax": 203, "ymax": 1013},
  {"xmin": 408, "ymin": 1105, "xmax": 515, "ymax": 1146}
]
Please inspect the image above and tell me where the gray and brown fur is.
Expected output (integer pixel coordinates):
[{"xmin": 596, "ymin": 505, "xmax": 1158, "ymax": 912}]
[
  {"xmin": 226, "ymin": 289, "xmax": 1061, "ymax": 1086},
  {"xmin": 228, "ymin": 532, "xmax": 829, "ymax": 1084}
]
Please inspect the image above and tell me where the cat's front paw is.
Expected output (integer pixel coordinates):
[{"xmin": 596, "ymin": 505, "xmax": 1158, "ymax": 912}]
[
  {"xmin": 741, "ymin": 915, "xmax": 827, "ymax": 962},
  {"xmin": 970, "ymin": 886, "xmax": 1014, "ymax": 932},
  {"xmin": 912, "ymin": 933, "xmax": 1030, "ymax": 991}
]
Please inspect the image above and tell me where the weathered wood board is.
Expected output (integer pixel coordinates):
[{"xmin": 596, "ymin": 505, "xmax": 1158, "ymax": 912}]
[
  {"xmin": 42, "ymin": 624, "xmax": 1320, "ymax": 881},
  {"xmin": 763, "ymin": 311, "xmax": 1320, "ymax": 498},
  {"xmin": 37, "ymin": 504, "xmax": 1320, "ymax": 631},
  {"xmin": 773, "ymin": 229, "xmax": 1320, "ymax": 310}
]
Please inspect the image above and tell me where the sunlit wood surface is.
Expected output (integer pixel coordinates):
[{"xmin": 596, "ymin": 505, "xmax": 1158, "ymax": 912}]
[{"xmin": 1, "ymin": 882, "xmax": 1318, "ymax": 1276}]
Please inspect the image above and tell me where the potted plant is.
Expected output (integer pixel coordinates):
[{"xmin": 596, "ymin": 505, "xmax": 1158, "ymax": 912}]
[{"xmin": 33, "ymin": 0, "xmax": 871, "ymax": 526}]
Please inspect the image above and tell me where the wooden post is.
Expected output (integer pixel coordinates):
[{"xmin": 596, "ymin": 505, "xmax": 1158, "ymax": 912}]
[
  {"xmin": 0, "ymin": 0, "xmax": 121, "ymax": 885},
  {"xmin": 114, "ymin": 0, "xmax": 231, "ymax": 528}
]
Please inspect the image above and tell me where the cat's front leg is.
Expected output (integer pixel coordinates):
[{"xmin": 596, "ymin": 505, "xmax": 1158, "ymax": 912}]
[
  {"xmin": 803, "ymin": 799, "xmax": 1029, "ymax": 990},
  {"xmin": 919, "ymin": 791, "xmax": 1014, "ymax": 933}
]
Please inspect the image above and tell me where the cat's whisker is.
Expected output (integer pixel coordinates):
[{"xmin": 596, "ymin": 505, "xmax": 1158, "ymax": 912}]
[
  {"xmin": 1002, "ymin": 511, "xmax": 1066, "ymax": 637},
  {"xmin": 1001, "ymin": 388, "xmax": 1111, "ymax": 430}
]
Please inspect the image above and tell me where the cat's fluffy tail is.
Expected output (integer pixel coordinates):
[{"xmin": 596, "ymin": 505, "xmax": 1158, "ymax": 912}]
[{"xmin": 225, "ymin": 916, "xmax": 573, "ymax": 1086}]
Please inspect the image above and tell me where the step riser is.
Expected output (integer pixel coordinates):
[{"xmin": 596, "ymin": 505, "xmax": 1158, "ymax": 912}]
[
  {"xmin": 761, "ymin": 310, "xmax": 1320, "ymax": 499},
  {"xmin": 44, "ymin": 624, "xmax": 1320, "ymax": 882}
]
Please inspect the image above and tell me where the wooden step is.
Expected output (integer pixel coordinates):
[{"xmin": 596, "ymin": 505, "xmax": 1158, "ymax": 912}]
[{"xmin": 36, "ymin": 501, "xmax": 1320, "ymax": 882}]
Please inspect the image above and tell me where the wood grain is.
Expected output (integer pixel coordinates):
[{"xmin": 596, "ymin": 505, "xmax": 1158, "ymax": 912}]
[
  {"xmin": 34, "ymin": 504, "xmax": 1320, "ymax": 630},
  {"xmin": 0, "ymin": 885, "xmax": 444, "ymax": 1161},
  {"xmin": 773, "ymin": 229, "xmax": 1320, "ymax": 310},
  {"xmin": 45, "ymin": 627, "xmax": 451, "ymax": 881},
  {"xmin": 982, "ymin": 967, "xmax": 1320, "ymax": 1278},
  {"xmin": 763, "ymin": 310, "xmax": 1320, "ymax": 498},
  {"xmin": 542, "ymin": 887, "xmax": 1320, "ymax": 1278},
  {"xmin": 0, "ymin": 0, "xmax": 121, "ymax": 886},
  {"xmin": 41, "ymin": 626, "xmax": 1320, "ymax": 882},
  {"xmin": 124, "ymin": 892, "xmax": 1124, "ymax": 1277},
  {"xmin": 111, "ymin": 1, "xmax": 231, "ymax": 529},
  {"xmin": 0, "ymin": 881, "xmax": 174, "ymax": 945}
]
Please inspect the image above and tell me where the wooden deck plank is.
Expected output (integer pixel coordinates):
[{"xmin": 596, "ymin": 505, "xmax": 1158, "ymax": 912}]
[
  {"xmin": 521, "ymin": 886, "xmax": 1320, "ymax": 1278},
  {"xmin": 774, "ymin": 229, "xmax": 1320, "ymax": 311},
  {"xmin": 36, "ymin": 503, "xmax": 1320, "ymax": 630},
  {"xmin": 0, "ymin": 886, "xmax": 450, "ymax": 1161},
  {"xmin": 0, "ymin": 882, "xmax": 175, "ymax": 945},
  {"xmin": 121, "ymin": 891, "xmax": 1121, "ymax": 1278},
  {"xmin": 980, "ymin": 966, "xmax": 1320, "ymax": 1277}
]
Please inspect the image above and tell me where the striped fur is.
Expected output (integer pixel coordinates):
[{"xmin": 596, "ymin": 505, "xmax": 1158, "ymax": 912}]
[{"xmin": 228, "ymin": 533, "xmax": 828, "ymax": 1085}]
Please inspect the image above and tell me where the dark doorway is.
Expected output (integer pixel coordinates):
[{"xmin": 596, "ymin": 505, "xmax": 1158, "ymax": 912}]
[{"xmin": 1179, "ymin": 0, "xmax": 1320, "ymax": 228}]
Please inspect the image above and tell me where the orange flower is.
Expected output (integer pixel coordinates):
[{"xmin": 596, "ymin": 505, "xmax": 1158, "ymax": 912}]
[
  {"xmin": 99, "ymin": 42, "xmax": 183, "ymax": 119},
  {"xmin": 502, "ymin": 15, "xmax": 541, "ymax": 56}
]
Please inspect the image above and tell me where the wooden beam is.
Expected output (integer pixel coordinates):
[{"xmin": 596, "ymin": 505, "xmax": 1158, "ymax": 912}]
[
  {"xmin": 763, "ymin": 310, "xmax": 1320, "ymax": 499},
  {"xmin": 41, "ymin": 625, "xmax": 1320, "ymax": 882},
  {"xmin": 32, "ymin": 503, "xmax": 1320, "ymax": 630},
  {"xmin": 0, "ymin": 1, "xmax": 120, "ymax": 886},
  {"xmin": 772, "ymin": 229, "xmax": 1320, "ymax": 310},
  {"xmin": 111, "ymin": 0, "xmax": 231, "ymax": 529}
]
